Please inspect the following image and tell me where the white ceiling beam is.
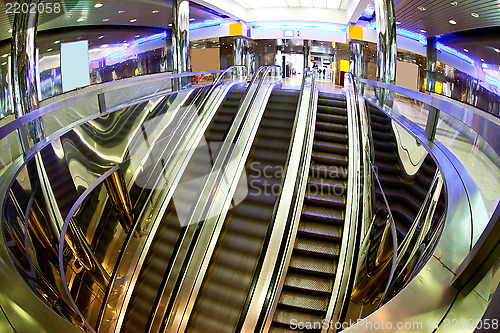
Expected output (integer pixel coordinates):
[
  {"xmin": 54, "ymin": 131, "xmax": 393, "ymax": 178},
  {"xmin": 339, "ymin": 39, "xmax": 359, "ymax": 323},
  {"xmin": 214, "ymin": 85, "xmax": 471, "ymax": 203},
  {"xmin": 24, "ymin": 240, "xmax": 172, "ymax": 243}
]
[
  {"xmin": 346, "ymin": 0, "xmax": 372, "ymax": 24},
  {"xmin": 245, "ymin": 7, "xmax": 346, "ymax": 24}
]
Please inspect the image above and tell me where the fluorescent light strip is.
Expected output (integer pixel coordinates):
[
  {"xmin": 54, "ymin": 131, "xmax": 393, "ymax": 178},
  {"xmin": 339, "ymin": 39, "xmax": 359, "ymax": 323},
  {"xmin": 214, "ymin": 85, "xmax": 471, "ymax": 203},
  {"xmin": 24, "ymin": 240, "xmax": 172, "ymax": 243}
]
[
  {"xmin": 252, "ymin": 21, "xmax": 346, "ymax": 32},
  {"xmin": 436, "ymin": 42, "xmax": 475, "ymax": 65},
  {"xmin": 189, "ymin": 18, "xmax": 225, "ymax": 30}
]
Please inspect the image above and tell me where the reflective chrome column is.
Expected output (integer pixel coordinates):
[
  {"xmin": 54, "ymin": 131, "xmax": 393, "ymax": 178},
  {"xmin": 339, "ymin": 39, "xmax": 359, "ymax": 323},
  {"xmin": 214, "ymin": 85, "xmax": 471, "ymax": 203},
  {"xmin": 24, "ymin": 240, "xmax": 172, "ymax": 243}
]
[
  {"xmin": 11, "ymin": 0, "xmax": 44, "ymax": 150},
  {"xmin": 172, "ymin": 0, "xmax": 190, "ymax": 89},
  {"xmin": 234, "ymin": 37, "xmax": 243, "ymax": 66},
  {"xmin": 349, "ymin": 40, "xmax": 364, "ymax": 78},
  {"xmin": 425, "ymin": 37, "xmax": 440, "ymax": 142},
  {"xmin": 303, "ymin": 40, "xmax": 310, "ymax": 70},
  {"xmin": 374, "ymin": 0, "xmax": 397, "ymax": 104}
]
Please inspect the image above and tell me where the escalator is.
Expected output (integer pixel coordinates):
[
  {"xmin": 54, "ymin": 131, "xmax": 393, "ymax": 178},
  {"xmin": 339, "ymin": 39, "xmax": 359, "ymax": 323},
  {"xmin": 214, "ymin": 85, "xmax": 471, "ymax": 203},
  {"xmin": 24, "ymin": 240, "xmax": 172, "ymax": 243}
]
[
  {"xmin": 121, "ymin": 87, "xmax": 246, "ymax": 333},
  {"xmin": 270, "ymin": 92, "xmax": 349, "ymax": 332},
  {"xmin": 185, "ymin": 89, "xmax": 300, "ymax": 333}
]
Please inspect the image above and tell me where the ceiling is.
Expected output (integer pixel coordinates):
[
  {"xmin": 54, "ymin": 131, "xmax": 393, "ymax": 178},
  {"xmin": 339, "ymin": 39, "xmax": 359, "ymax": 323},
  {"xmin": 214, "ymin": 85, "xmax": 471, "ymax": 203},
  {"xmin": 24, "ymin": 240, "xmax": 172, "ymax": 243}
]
[
  {"xmin": 394, "ymin": 0, "xmax": 500, "ymax": 37},
  {"xmin": 232, "ymin": 0, "xmax": 349, "ymax": 10},
  {"xmin": 0, "ymin": 0, "xmax": 223, "ymax": 42}
]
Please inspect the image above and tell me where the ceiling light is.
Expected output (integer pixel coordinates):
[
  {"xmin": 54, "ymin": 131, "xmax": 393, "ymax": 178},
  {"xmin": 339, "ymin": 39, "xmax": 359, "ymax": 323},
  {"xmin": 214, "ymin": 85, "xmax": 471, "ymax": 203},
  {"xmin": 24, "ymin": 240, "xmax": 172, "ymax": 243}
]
[
  {"xmin": 77, "ymin": 18, "xmax": 85, "ymax": 22},
  {"xmin": 189, "ymin": 18, "xmax": 195, "ymax": 21},
  {"xmin": 449, "ymin": 20, "xmax": 457, "ymax": 25},
  {"xmin": 471, "ymin": 13, "xmax": 479, "ymax": 18},
  {"xmin": 168, "ymin": 23, "xmax": 172, "ymax": 26},
  {"xmin": 464, "ymin": 48, "xmax": 468, "ymax": 52},
  {"xmin": 130, "ymin": 18, "xmax": 137, "ymax": 23},
  {"xmin": 98, "ymin": 35, "xmax": 104, "ymax": 39},
  {"xmin": 1, "ymin": 54, "xmax": 8, "ymax": 58},
  {"xmin": 94, "ymin": 3, "xmax": 103, "ymax": 8},
  {"xmin": 8, "ymin": 28, "xmax": 12, "ymax": 33},
  {"xmin": 118, "ymin": 10, "xmax": 125, "ymax": 14},
  {"xmin": 54, "ymin": 40, "xmax": 60, "ymax": 44},
  {"xmin": 420, "ymin": 29, "xmax": 426, "ymax": 33},
  {"xmin": 135, "ymin": 34, "xmax": 140, "ymax": 37},
  {"xmin": 47, "ymin": 48, "xmax": 52, "ymax": 52},
  {"xmin": 395, "ymin": 21, "xmax": 401, "ymax": 25},
  {"xmin": 101, "ymin": 44, "xmax": 108, "ymax": 48},
  {"xmin": 418, "ymin": 6, "xmax": 426, "ymax": 11},
  {"xmin": 152, "ymin": 10, "xmax": 159, "ymax": 14},
  {"xmin": 2, "ymin": 62, "xmax": 6, "ymax": 66},
  {"xmin": 481, "ymin": 58, "xmax": 484, "ymax": 61},
  {"xmin": 103, "ymin": 18, "xmax": 109, "ymax": 22},
  {"xmin": 494, "ymin": 48, "xmax": 500, "ymax": 53},
  {"xmin": 123, "ymin": 40, "xmax": 127, "ymax": 43},
  {"xmin": 451, "ymin": 1, "xmax": 457, "ymax": 5}
]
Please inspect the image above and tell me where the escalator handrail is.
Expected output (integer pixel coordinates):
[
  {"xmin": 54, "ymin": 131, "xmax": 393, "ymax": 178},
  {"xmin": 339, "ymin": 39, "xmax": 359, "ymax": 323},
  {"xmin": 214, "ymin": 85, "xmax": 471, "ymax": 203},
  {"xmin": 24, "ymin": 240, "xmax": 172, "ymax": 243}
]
[{"xmin": 235, "ymin": 68, "xmax": 317, "ymax": 332}]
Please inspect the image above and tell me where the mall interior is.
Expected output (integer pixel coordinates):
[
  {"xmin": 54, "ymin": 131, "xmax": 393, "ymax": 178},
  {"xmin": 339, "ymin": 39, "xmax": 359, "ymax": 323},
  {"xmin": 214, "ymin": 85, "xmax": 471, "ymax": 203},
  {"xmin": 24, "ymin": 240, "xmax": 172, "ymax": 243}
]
[{"xmin": 0, "ymin": 0, "xmax": 499, "ymax": 332}]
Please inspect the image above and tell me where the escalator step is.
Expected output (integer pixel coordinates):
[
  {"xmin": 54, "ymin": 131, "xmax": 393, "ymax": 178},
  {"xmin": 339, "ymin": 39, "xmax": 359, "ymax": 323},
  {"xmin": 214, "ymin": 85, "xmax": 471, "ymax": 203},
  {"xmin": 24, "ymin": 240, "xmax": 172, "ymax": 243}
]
[
  {"xmin": 219, "ymin": 232, "xmax": 265, "ymax": 256},
  {"xmin": 279, "ymin": 289, "xmax": 328, "ymax": 312},
  {"xmin": 228, "ymin": 215, "xmax": 269, "ymax": 238},
  {"xmin": 273, "ymin": 309, "xmax": 323, "ymax": 331},
  {"xmin": 302, "ymin": 205, "xmax": 343, "ymax": 224},
  {"xmin": 313, "ymin": 140, "xmax": 347, "ymax": 155},
  {"xmin": 190, "ymin": 309, "xmax": 237, "ymax": 333},
  {"xmin": 307, "ymin": 177, "xmax": 346, "ymax": 193},
  {"xmin": 316, "ymin": 113, "xmax": 347, "ymax": 125},
  {"xmin": 304, "ymin": 190, "xmax": 345, "ymax": 209},
  {"xmin": 309, "ymin": 164, "xmax": 347, "ymax": 179},
  {"xmin": 316, "ymin": 121, "xmax": 347, "ymax": 134},
  {"xmin": 295, "ymin": 236, "xmax": 340, "ymax": 258},
  {"xmin": 311, "ymin": 151, "xmax": 347, "ymax": 166},
  {"xmin": 375, "ymin": 151, "xmax": 398, "ymax": 163},
  {"xmin": 314, "ymin": 131, "xmax": 347, "ymax": 144},
  {"xmin": 201, "ymin": 279, "xmax": 249, "ymax": 307},
  {"xmin": 284, "ymin": 271, "xmax": 332, "ymax": 294},
  {"xmin": 317, "ymin": 104, "xmax": 347, "ymax": 115},
  {"xmin": 374, "ymin": 140, "xmax": 397, "ymax": 152},
  {"xmin": 289, "ymin": 253, "xmax": 337, "ymax": 276},
  {"xmin": 298, "ymin": 220, "xmax": 342, "ymax": 240}
]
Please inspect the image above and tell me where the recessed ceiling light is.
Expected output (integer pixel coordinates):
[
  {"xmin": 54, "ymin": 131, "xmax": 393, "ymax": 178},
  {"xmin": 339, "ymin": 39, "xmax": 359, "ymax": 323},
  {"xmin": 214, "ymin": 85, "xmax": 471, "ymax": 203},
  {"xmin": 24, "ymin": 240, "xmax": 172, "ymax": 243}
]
[
  {"xmin": 103, "ymin": 18, "xmax": 109, "ymax": 22},
  {"xmin": 449, "ymin": 20, "xmax": 457, "ymax": 25},
  {"xmin": 420, "ymin": 29, "xmax": 426, "ymax": 33},
  {"xmin": 47, "ymin": 48, "xmax": 52, "ymax": 52},
  {"xmin": 418, "ymin": 6, "xmax": 426, "ymax": 11},
  {"xmin": 135, "ymin": 34, "xmax": 140, "ymax": 37},
  {"xmin": 8, "ymin": 28, "xmax": 12, "ymax": 33},
  {"xmin": 1, "ymin": 54, "xmax": 8, "ymax": 58},
  {"xmin": 94, "ymin": 3, "xmax": 103, "ymax": 8},
  {"xmin": 1, "ymin": 62, "xmax": 6, "ymax": 66},
  {"xmin": 152, "ymin": 10, "xmax": 159, "ymax": 14},
  {"xmin": 130, "ymin": 18, "xmax": 137, "ymax": 23},
  {"xmin": 494, "ymin": 48, "xmax": 500, "ymax": 53},
  {"xmin": 395, "ymin": 21, "xmax": 401, "ymax": 25},
  {"xmin": 471, "ymin": 12, "xmax": 479, "ymax": 18},
  {"xmin": 464, "ymin": 48, "xmax": 469, "ymax": 52},
  {"xmin": 101, "ymin": 44, "xmax": 108, "ymax": 48},
  {"xmin": 189, "ymin": 18, "xmax": 195, "ymax": 21},
  {"xmin": 98, "ymin": 35, "xmax": 104, "ymax": 39},
  {"xmin": 168, "ymin": 23, "xmax": 172, "ymax": 26},
  {"xmin": 54, "ymin": 40, "xmax": 60, "ymax": 44},
  {"xmin": 451, "ymin": 1, "xmax": 457, "ymax": 5},
  {"xmin": 123, "ymin": 40, "xmax": 127, "ymax": 43},
  {"xmin": 77, "ymin": 18, "xmax": 85, "ymax": 22},
  {"xmin": 481, "ymin": 58, "xmax": 485, "ymax": 61},
  {"xmin": 118, "ymin": 10, "xmax": 125, "ymax": 14}
]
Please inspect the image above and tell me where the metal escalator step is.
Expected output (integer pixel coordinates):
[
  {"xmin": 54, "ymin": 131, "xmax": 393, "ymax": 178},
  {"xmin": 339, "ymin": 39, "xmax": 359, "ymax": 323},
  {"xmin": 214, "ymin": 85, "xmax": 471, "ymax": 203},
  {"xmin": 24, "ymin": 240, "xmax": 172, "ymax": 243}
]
[
  {"xmin": 251, "ymin": 148, "xmax": 289, "ymax": 163},
  {"xmin": 371, "ymin": 122, "xmax": 390, "ymax": 133},
  {"xmin": 219, "ymin": 232, "xmax": 264, "ymax": 256},
  {"xmin": 311, "ymin": 151, "xmax": 347, "ymax": 167},
  {"xmin": 314, "ymin": 131, "xmax": 347, "ymax": 144},
  {"xmin": 374, "ymin": 140, "xmax": 397, "ymax": 152},
  {"xmin": 228, "ymin": 215, "xmax": 269, "ymax": 238},
  {"xmin": 312, "ymin": 140, "xmax": 347, "ymax": 155},
  {"xmin": 209, "ymin": 264, "xmax": 254, "ymax": 290},
  {"xmin": 289, "ymin": 253, "xmax": 337, "ymax": 276},
  {"xmin": 374, "ymin": 160, "xmax": 400, "ymax": 173},
  {"xmin": 370, "ymin": 113, "xmax": 391, "ymax": 125},
  {"xmin": 273, "ymin": 307, "xmax": 324, "ymax": 328},
  {"xmin": 316, "ymin": 113, "xmax": 347, "ymax": 125},
  {"xmin": 201, "ymin": 279, "xmax": 249, "ymax": 306},
  {"xmin": 317, "ymin": 104, "xmax": 347, "ymax": 115},
  {"xmin": 304, "ymin": 190, "xmax": 345, "ymax": 209},
  {"xmin": 315, "ymin": 121, "xmax": 347, "ymax": 134},
  {"xmin": 284, "ymin": 271, "xmax": 332, "ymax": 294},
  {"xmin": 371, "ymin": 131, "xmax": 394, "ymax": 141},
  {"xmin": 302, "ymin": 205, "xmax": 343, "ymax": 223},
  {"xmin": 308, "ymin": 177, "xmax": 346, "ymax": 192},
  {"xmin": 232, "ymin": 200, "xmax": 275, "ymax": 221},
  {"xmin": 279, "ymin": 289, "xmax": 328, "ymax": 312},
  {"xmin": 264, "ymin": 110, "xmax": 297, "ymax": 120},
  {"xmin": 254, "ymin": 138, "xmax": 290, "ymax": 150},
  {"xmin": 295, "ymin": 236, "xmax": 340, "ymax": 258},
  {"xmin": 259, "ymin": 127, "xmax": 293, "ymax": 140},
  {"xmin": 298, "ymin": 220, "xmax": 342, "ymax": 240},
  {"xmin": 190, "ymin": 308, "xmax": 237, "ymax": 333},
  {"xmin": 375, "ymin": 151, "xmax": 398, "ymax": 163},
  {"xmin": 309, "ymin": 164, "xmax": 347, "ymax": 179}
]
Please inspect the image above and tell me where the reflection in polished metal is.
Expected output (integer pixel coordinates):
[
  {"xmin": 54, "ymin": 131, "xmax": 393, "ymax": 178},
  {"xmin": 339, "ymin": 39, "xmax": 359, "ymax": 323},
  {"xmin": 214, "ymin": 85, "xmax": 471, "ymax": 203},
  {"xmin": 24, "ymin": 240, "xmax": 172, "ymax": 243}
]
[
  {"xmin": 11, "ymin": 0, "xmax": 44, "ymax": 150},
  {"xmin": 349, "ymin": 40, "xmax": 364, "ymax": 78},
  {"xmin": 172, "ymin": 0, "xmax": 190, "ymax": 89},
  {"xmin": 234, "ymin": 37, "xmax": 243, "ymax": 66},
  {"xmin": 303, "ymin": 40, "xmax": 310, "ymax": 70},
  {"xmin": 426, "ymin": 37, "xmax": 438, "ymax": 94},
  {"xmin": 374, "ymin": 0, "xmax": 396, "ymax": 104},
  {"xmin": 104, "ymin": 169, "xmax": 139, "ymax": 237}
]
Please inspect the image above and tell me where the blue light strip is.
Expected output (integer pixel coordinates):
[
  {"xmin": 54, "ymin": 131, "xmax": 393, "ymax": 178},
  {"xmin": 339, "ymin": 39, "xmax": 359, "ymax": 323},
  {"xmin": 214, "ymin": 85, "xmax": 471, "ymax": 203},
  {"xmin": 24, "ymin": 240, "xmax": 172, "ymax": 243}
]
[
  {"xmin": 397, "ymin": 28, "xmax": 426, "ymax": 44},
  {"xmin": 485, "ymin": 73, "xmax": 500, "ymax": 90},
  {"xmin": 190, "ymin": 18, "xmax": 225, "ymax": 30},
  {"xmin": 436, "ymin": 42, "xmax": 475, "ymax": 65},
  {"xmin": 252, "ymin": 21, "xmax": 347, "ymax": 33}
]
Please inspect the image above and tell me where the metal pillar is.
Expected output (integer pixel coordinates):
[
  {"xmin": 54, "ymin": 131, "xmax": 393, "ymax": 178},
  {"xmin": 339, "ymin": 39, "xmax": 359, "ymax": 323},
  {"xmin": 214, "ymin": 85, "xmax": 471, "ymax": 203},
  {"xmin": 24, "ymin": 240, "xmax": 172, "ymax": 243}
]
[
  {"xmin": 11, "ymin": 0, "xmax": 44, "ymax": 150},
  {"xmin": 374, "ymin": 0, "xmax": 397, "ymax": 105},
  {"xmin": 425, "ymin": 37, "xmax": 440, "ymax": 142},
  {"xmin": 172, "ymin": 0, "xmax": 190, "ymax": 89},
  {"xmin": 303, "ymin": 40, "xmax": 310, "ymax": 71},
  {"xmin": 349, "ymin": 40, "xmax": 364, "ymax": 78},
  {"xmin": 234, "ymin": 37, "xmax": 243, "ymax": 66}
]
